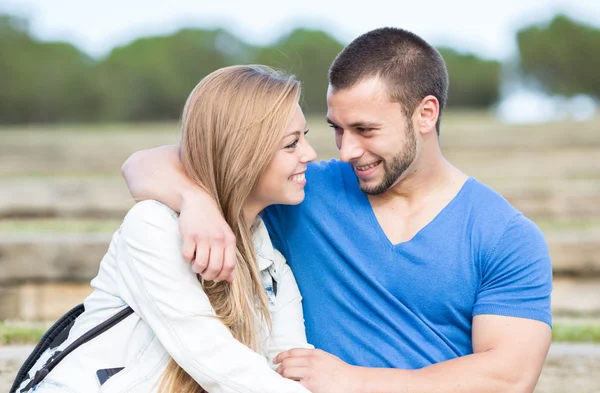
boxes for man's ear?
[415,95,439,135]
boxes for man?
[122,27,552,392]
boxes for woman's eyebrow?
[284,129,304,137]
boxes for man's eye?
[284,139,299,149]
[357,127,373,133]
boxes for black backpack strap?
[10,304,84,393]
[14,305,134,393]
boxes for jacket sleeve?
[266,250,313,367]
[114,200,310,393]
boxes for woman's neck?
[242,201,264,227]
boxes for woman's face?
[248,105,317,212]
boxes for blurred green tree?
[256,29,344,113]
[0,13,518,124]
[438,48,502,108]
[97,29,253,121]
[517,15,600,98]
[0,15,99,123]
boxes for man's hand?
[179,191,237,282]
[122,145,237,282]
[274,349,361,393]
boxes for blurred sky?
[2,0,599,60]
[2,0,599,122]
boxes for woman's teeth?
[290,173,305,181]
[356,161,381,171]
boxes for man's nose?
[338,131,363,163]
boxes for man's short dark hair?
[329,27,448,134]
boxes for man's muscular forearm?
[121,144,205,211]
[353,348,542,393]
[276,316,551,393]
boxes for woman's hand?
[275,349,362,393]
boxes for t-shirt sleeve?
[473,214,553,327]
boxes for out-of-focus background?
[1,0,599,391]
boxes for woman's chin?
[277,190,305,206]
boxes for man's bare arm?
[276,315,551,393]
[121,145,237,282]
[356,315,550,393]
[122,145,195,210]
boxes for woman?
[17,65,317,393]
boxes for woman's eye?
[284,139,299,149]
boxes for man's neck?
[365,154,469,244]
[375,152,459,198]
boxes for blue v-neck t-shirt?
[262,159,552,369]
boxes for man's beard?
[358,122,417,195]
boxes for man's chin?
[358,180,387,196]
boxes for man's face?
[326,77,417,195]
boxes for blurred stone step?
[1,120,599,176]
[2,342,599,393]
[440,118,600,148]
[535,343,600,393]
[0,277,598,321]
[504,187,600,219]
[446,147,600,182]
[552,278,600,317]
[0,230,599,320]
[0,233,113,283]
[0,127,177,177]
[0,231,599,284]
[0,282,93,321]
[2,178,600,220]
[546,231,600,275]
[0,179,133,219]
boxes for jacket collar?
[252,219,275,271]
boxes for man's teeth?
[290,173,305,181]
[356,162,380,171]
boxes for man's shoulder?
[463,178,547,255]
[465,178,521,218]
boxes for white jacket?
[20,200,312,393]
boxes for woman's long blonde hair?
[159,65,301,393]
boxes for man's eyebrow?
[348,121,382,128]
[326,118,382,128]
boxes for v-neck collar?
[358,177,474,249]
